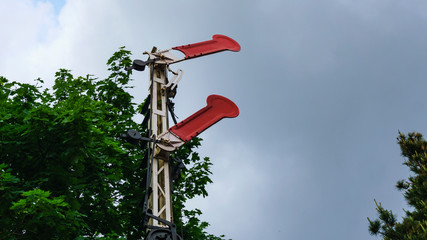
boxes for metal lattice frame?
[148,64,172,226]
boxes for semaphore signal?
[122,34,240,240]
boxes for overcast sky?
[2,0,427,239]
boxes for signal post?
[125,35,241,240]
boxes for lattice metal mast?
[147,63,173,226]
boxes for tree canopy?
[0,48,227,239]
[368,132,427,239]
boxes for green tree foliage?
[368,132,427,239]
[0,48,228,239]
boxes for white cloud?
[0,0,56,83]
[26,0,133,85]
[1,0,151,87]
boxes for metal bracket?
[156,131,185,152]
[164,67,183,96]
[144,49,181,65]
[143,211,182,240]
